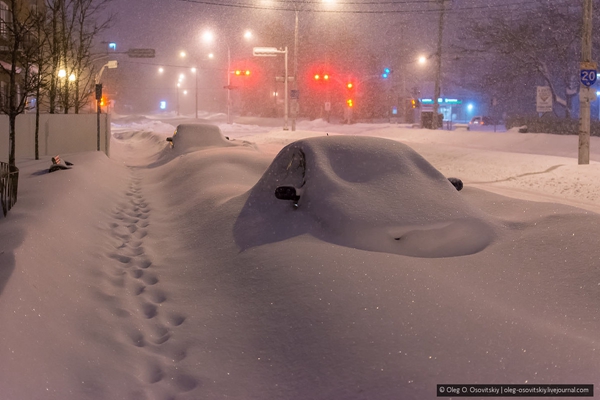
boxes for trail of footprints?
[101,172,198,399]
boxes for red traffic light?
[346,82,353,89]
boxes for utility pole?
[579,0,593,165]
[292,9,299,131]
[227,46,232,124]
[432,0,446,130]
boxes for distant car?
[468,116,494,129]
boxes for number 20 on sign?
[580,62,598,87]
[581,69,597,87]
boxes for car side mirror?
[275,186,301,202]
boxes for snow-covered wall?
[0,113,111,161]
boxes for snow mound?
[234,136,498,257]
[141,123,256,167]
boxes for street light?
[397,55,429,123]
[253,46,289,130]
[202,29,253,124]
[176,82,181,116]
[191,67,198,119]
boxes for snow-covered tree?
[461,1,585,118]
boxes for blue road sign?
[580,69,597,87]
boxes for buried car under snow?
[166,123,236,150]
[233,135,497,258]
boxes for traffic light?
[100,97,106,107]
[234,69,251,76]
[346,81,354,108]
[314,73,330,81]
[410,99,420,109]
[381,68,391,79]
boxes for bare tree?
[43,0,112,114]
[461,1,582,118]
[0,0,45,167]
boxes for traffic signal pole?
[291,10,298,131]
[284,46,289,130]
[253,46,289,130]
[227,46,232,124]
[579,0,593,164]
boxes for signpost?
[253,47,289,130]
[579,0,594,165]
[95,61,118,152]
[127,48,155,58]
[580,61,597,87]
[536,86,553,113]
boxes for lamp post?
[399,55,428,123]
[176,82,181,116]
[292,9,298,131]
[227,45,231,124]
[203,29,253,125]
[179,51,199,119]
[192,67,198,119]
[253,46,289,130]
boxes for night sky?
[97,0,521,113]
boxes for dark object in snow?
[518,125,528,133]
[275,186,303,207]
[48,155,72,173]
[275,186,301,202]
[447,177,463,191]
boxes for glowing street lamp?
[203,29,253,124]
[176,82,181,116]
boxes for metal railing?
[0,161,19,217]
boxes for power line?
[176,0,559,14]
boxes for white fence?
[0,113,111,162]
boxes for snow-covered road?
[1,116,600,399]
